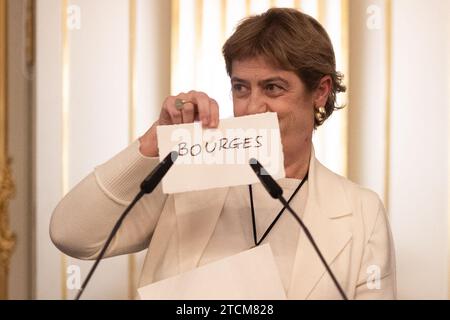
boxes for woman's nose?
[246,92,268,115]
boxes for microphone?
[75,151,178,300]
[141,151,178,193]
[249,159,283,198]
[249,158,348,300]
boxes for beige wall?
[348,0,388,201]
[389,0,449,299]
[349,0,449,299]
[34,0,64,299]
[32,0,171,299]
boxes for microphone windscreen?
[249,158,283,199]
[141,151,178,193]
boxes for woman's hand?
[139,91,220,157]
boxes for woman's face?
[231,56,316,157]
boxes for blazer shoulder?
[321,161,385,223]
[336,174,386,238]
[342,177,383,210]
[318,161,383,209]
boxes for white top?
[50,139,397,299]
[50,139,307,292]
[199,179,308,292]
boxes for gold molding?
[0,164,15,300]
[170,0,179,94]
[294,0,302,11]
[25,0,35,68]
[340,0,349,178]
[245,0,251,16]
[194,0,203,87]
[317,0,325,24]
[220,0,227,42]
[0,0,7,186]
[128,0,137,300]
[384,0,392,211]
[0,0,16,300]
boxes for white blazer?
[51,142,396,300]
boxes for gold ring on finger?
[175,98,192,111]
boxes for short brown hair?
[222,8,346,127]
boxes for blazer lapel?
[173,187,229,273]
[170,147,352,298]
[288,149,352,299]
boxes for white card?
[157,112,285,194]
[138,244,287,300]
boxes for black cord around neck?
[249,171,308,246]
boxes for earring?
[315,106,326,125]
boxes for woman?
[50,8,396,299]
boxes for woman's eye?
[265,84,284,95]
[232,84,248,95]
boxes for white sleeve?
[49,140,168,260]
